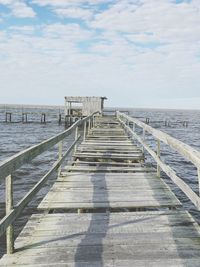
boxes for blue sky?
[0,0,200,109]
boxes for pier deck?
[0,115,200,266]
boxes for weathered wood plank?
[38,171,181,210]
[66,166,154,172]
[1,211,200,266]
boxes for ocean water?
[0,106,200,256]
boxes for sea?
[0,105,200,257]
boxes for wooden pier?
[0,112,200,266]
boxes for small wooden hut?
[64,96,107,125]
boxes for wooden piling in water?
[41,113,46,124]
[22,113,28,123]
[58,114,62,124]
[5,112,12,123]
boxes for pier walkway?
[0,113,200,266]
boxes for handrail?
[116,111,200,211]
[0,112,99,183]
[0,111,99,254]
[117,111,200,168]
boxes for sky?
[0,0,200,109]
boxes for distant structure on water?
[64,96,107,126]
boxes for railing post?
[133,122,135,132]
[88,119,91,134]
[58,141,63,176]
[83,121,87,141]
[157,139,161,178]
[142,129,146,153]
[93,115,95,128]
[6,174,14,254]
[116,111,118,119]
[74,126,78,153]
[90,117,93,129]
[198,168,200,196]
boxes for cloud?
[91,0,200,42]
[0,0,200,107]
[0,0,36,18]
[43,23,92,41]
[31,0,110,20]
[31,0,111,7]
[54,7,93,20]
[9,25,36,34]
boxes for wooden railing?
[116,111,200,211]
[0,112,99,254]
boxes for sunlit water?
[0,106,200,256]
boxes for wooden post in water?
[41,113,46,124]
[5,113,12,123]
[6,175,14,254]
[58,141,63,176]
[58,114,62,125]
[22,113,28,123]
[157,140,161,178]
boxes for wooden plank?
[38,171,181,210]
[1,211,200,266]
[71,161,143,167]
[66,166,154,172]
[74,153,143,160]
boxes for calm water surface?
[0,106,200,256]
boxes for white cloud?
[43,23,92,41]
[9,25,36,35]
[0,0,36,18]
[54,7,92,20]
[0,0,13,4]
[91,0,200,42]
[0,0,200,107]
[32,0,110,7]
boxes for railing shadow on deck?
[73,128,112,266]
[74,172,109,267]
